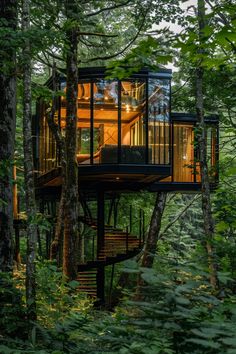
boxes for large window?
[121,79,146,164]
[148,78,170,165]
[39,72,173,174]
[173,124,195,182]
[94,79,118,164]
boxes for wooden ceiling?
[60,108,140,124]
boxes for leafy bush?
[75,259,236,354]
[36,260,93,326]
[0,272,27,338]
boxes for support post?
[97,266,105,305]
[126,226,129,253]
[109,263,115,308]
[92,233,95,261]
[129,204,132,233]
[142,210,145,243]
[118,81,121,164]
[114,199,118,229]
[139,209,142,246]
[14,223,21,268]
[97,190,105,259]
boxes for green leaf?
[221,337,236,347]
[68,280,80,289]
[175,296,191,305]
[186,338,220,349]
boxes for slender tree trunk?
[140,192,167,268]
[0,0,17,273]
[46,66,66,266]
[50,184,65,265]
[22,0,38,321]
[135,192,167,299]
[196,0,218,289]
[63,0,79,280]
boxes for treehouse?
[33,67,219,303]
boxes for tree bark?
[22,0,38,321]
[63,0,79,280]
[196,0,218,289]
[141,192,167,268]
[50,184,65,265]
[0,0,17,273]
[135,192,167,300]
[45,65,67,266]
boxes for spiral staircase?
[77,202,145,302]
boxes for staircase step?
[77,269,97,297]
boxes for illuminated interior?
[37,71,218,186]
[39,76,171,172]
[162,123,218,184]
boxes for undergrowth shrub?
[74,258,236,354]
[36,260,93,326]
[0,272,27,338]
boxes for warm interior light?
[116,177,120,180]
[105,96,108,100]
[126,104,130,112]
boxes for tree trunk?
[22,0,38,321]
[50,184,65,266]
[63,0,79,280]
[196,0,218,289]
[140,192,167,268]
[135,192,167,299]
[0,0,17,273]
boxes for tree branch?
[78,31,118,38]
[44,50,64,62]
[172,77,191,95]
[86,0,133,17]
[79,37,102,48]
[159,195,201,240]
[225,37,236,54]
[83,4,150,63]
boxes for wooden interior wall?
[173,124,194,183]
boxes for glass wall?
[173,123,195,182]
[94,79,118,164]
[38,71,219,185]
[38,73,173,174]
[77,81,91,164]
[207,126,217,182]
[171,123,218,183]
[148,78,170,164]
[121,79,146,164]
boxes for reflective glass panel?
[148,78,170,164]
[121,79,146,164]
[173,123,195,182]
[94,79,118,164]
[76,81,91,164]
[207,126,217,182]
